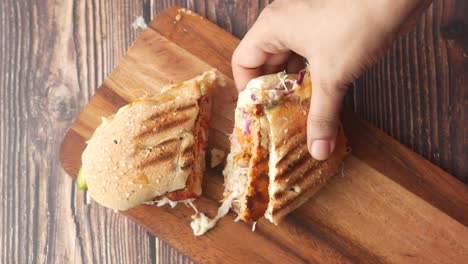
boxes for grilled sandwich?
[223,70,349,224]
[80,70,219,211]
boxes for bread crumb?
[175,13,182,21]
[252,221,257,232]
[210,148,225,168]
[86,191,91,205]
[131,16,147,29]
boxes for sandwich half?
[80,70,218,211]
[223,70,349,224]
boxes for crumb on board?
[178,8,193,15]
[86,191,91,205]
[175,7,200,23]
[210,148,225,168]
[131,16,147,29]
[252,221,257,232]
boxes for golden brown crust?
[265,126,348,224]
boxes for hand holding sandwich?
[232,0,432,160]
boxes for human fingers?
[307,78,348,160]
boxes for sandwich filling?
[223,103,270,221]
[223,71,310,222]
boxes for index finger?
[231,38,269,91]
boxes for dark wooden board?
[59,6,468,264]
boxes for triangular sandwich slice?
[80,70,219,211]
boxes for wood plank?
[59,6,468,263]
[355,0,468,182]
[0,1,191,263]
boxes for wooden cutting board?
[60,6,468,263]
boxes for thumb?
[307,79,347,160]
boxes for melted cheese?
[190,192,237,236]
[143,197,196,210]
[251,221,257,232]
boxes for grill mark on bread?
[275,143,307,173]
[276,157,321,186]
[275,147,316,183]
[153,138,179,149]
[138,137,180,168]
[135,102,198,139]
[274,128,304,149]
[146,102,197,121]
[136,115,194,139]
[272,161,331,212]
[182,145,194,155]
[138,150,178,168]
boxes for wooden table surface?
[0,1,466,263]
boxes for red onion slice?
[297,70,306,85]
[243,117,252,135]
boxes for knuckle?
[308,115,338,131]
[309,115,338,129]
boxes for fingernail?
[311,140,331,161]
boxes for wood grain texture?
[59,6,468,264]
[0,0,192,263]
[1,1,467,264]
[354,0,467,182]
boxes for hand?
[232,0,431,160]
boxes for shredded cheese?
[252,221,257,232]
[183,199,199,214]
[143,197,178,208]
[190,192,237,236]
[277,71,289,90]
[131,16,147,29]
